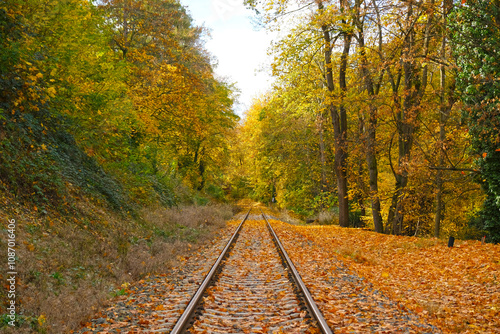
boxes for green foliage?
[52,130,129,209]
[111,288,128,297]
[228,176,253,200]
[193,193,210,206]
[450,0,500,242]
[205,184,225,201]
[459,214,489,241]
[349,210,365,228]
[49,271,65,285]
[0,313,24,328]
[477,152,500,242]
[312,192,338,212]
[0,126,63,207]
[450,1,500,152]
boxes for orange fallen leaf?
[154,304,165,311]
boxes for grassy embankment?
[0,189,237,333]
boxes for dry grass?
[143,204,237,231]
[0,191,237,333]
[317,210,339,225]
[273,207,338,225]
[276,209,303,225]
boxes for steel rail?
[262,212,334,334]
[170,208,251,334]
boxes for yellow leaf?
[47,87,56,98]
[38,314,46,326]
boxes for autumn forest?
[1,0,500,331]
[2,0,500,238]
[234,0,500,242]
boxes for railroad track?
[170,207,332,334]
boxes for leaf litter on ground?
[76,208,499,334]
[270,220,500,334]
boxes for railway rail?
[170,207,332,334]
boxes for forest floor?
[76,205,498,333]
[272,220,500,333]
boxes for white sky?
[180,0,275,116]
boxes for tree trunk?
[119,0,130,59]
[317,0,351,227]
[392,0,434,234]
[357,21,383,233]
[392,1,416,234]
[317,113,328,193]
[434,169,443,237]
[336,29,352,228]
[434,2,446,238]
[435,0,454,237]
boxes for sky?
[180,0,275,116]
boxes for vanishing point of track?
[170,207,333,334]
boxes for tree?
[351,0,385,232]
[316,0,352,227]
[450,0,500,242]
[245,0,355,226]
[100,0,239,194]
